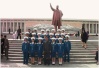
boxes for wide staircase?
[7,39,98,64]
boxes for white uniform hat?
[65,35,70,38]
[32,33,36,35]
[25,32,29,34]
[41,29,45,32]
[24,36,28,39]
[58,37,63,40]
[38,37,43,40]
[33,28,37,31]
[51,29,55,31]
[46,29,50,32]
[49,33,54,35]
[57,29,61,32]
[51,37,56,40]
[31,37,35,40]
[37,33,41,35]
[55,33,59,36]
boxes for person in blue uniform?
[55,33,59,43]
[49,33,54,42]
[57,37,64,65]
[46,29,50,38]
[37,37,43,65]
[51,29,56,37]
[64,35,71,62]
[41,29,45,38]
[61,33,65,43]
[25,32,32,43]
[51,37,57,65]
[29,37,36,65]
[22,37,30,64]
[42,33,46,43]
[33,28,38,38]
[57,29,61,37]
[32,33,38,43]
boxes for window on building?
[97,24,99,33]
[7,22,10,32]
[1,22,2,32]
[18,22,20,27]
[11,22,13,32]
[4,22,6,32]
[90,24,92,33]
[14,22,17,31]
[22,23,24,32]
[87,24,89,31]
[94,24,96,33]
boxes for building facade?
[0,19,99,35]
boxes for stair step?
[5,60,96,64]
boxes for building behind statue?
[0,19,99,35]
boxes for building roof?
[1,18,98,23]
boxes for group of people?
[1,34,9,60]
[22,28,71,65]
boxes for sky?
[0,0,99,20]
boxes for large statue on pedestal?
[50,3,63,32]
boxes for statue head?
[56,5,59,9]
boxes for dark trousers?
[64,51,70,62]
[17,34,21,39]
[44,52,51,65]
[23,52,28,64]
[5,48,8,59]
[1,45,4,55]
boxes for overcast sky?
[0,0,99,20]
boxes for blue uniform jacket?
[22,42,30,52]
[28,37,32,43]
[37,43,43,53]
[29,43,36,53]
[49,39,52,43]
[51,43,57,52]
[64,41,71,52]
[55,39,59,43]
[57,43,64,53]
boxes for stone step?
[6,60,96,64]
[9,42,98,45]
[7,51,95,55]
[8,57,95,61]
[8,49,96,51]
[9,47,97,50]
[8,54,95,58]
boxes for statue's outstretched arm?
[50,3,55,11]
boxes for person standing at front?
[22,37,29,64]
[57,37,64,65]
[37,37,43,65]
[4,35,9,60]
[64,35,71,62]
[29,37,36,65]
[51,37,57,65]
[43,35,51,65]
